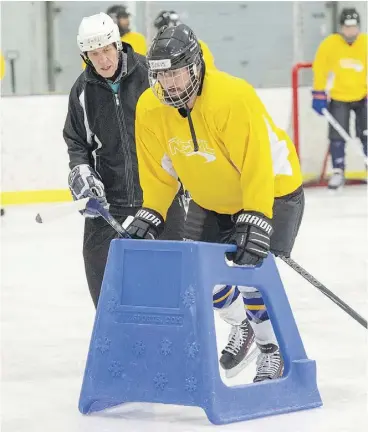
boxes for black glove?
[126,208,165,240]
[68,164,108,218]
[226,211,273,266]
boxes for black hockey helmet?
[147,24,204,108]
[339,8,360,26]
[339,8,360,43]
[153,10,181,30]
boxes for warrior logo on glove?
[135,209,162,227]
[126,208,165,240]
[236,213,273,235]
[227,211,274,266]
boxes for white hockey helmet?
[77,12,122,53]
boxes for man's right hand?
[125,208,165,239]
[68,164,108,218]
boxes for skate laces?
[224,323,248,356]
[255,350,281,379]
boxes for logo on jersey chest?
[168,137,216,162]
[339,58,364,72]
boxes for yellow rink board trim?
[0,170,366,205]
[0,189,72,205]
[303,170,366,182]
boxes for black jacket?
[63,45,149,211]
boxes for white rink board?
[1,95,70,192]
[1,90,365,194]
[1,89,292,193]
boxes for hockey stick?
[279,256,367,329]
[36,197,131,239]
[85,198,131,238]
[322,108,368,165]
[35,197,90,223]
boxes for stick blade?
[34,197,90,224]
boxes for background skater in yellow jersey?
[312,8,367,190]
[106,4,147,55]
[125,24,305,382]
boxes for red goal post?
[291,62,366,187]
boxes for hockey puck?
[35,213,42,223]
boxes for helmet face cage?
[148,53,202,108]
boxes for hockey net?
[291,62,366,187]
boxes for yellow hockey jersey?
[122,31,147,56]
[0,51,5,80]
[313,33,367,102]
[135,69,302,220]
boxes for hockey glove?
[312,91,328,116]
[68,164,108,218]
[226,211,273,266]
[126,208,165,240]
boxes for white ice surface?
[1,187,367,432]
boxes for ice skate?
[220,318,258,378]
[253,343,284,382]
[328,169,345,190]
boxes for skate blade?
[327,185,344,193]
[225,346,259,379]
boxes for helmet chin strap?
[81,53,93,68]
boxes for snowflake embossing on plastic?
[107,297,118,312]
[132,340,146,357]
[185,342,200,359]
[182,288,195,308]
[154,372,168,390]
[95,337,111,354]
[185,377,198,393]
[108,360,124,378]
[160,338,172,356]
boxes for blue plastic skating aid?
[79,240,322,425]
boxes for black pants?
[328,98,367,141]
[83,196,185,308]
[328,99,367,170]
[183,187,305,257]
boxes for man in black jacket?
[63,12,184,308]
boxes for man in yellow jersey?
[106,4,147,55]
[312,8,367,189]
[153,10,216,70]
[126,25,305,382]
[152,10,216,216]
